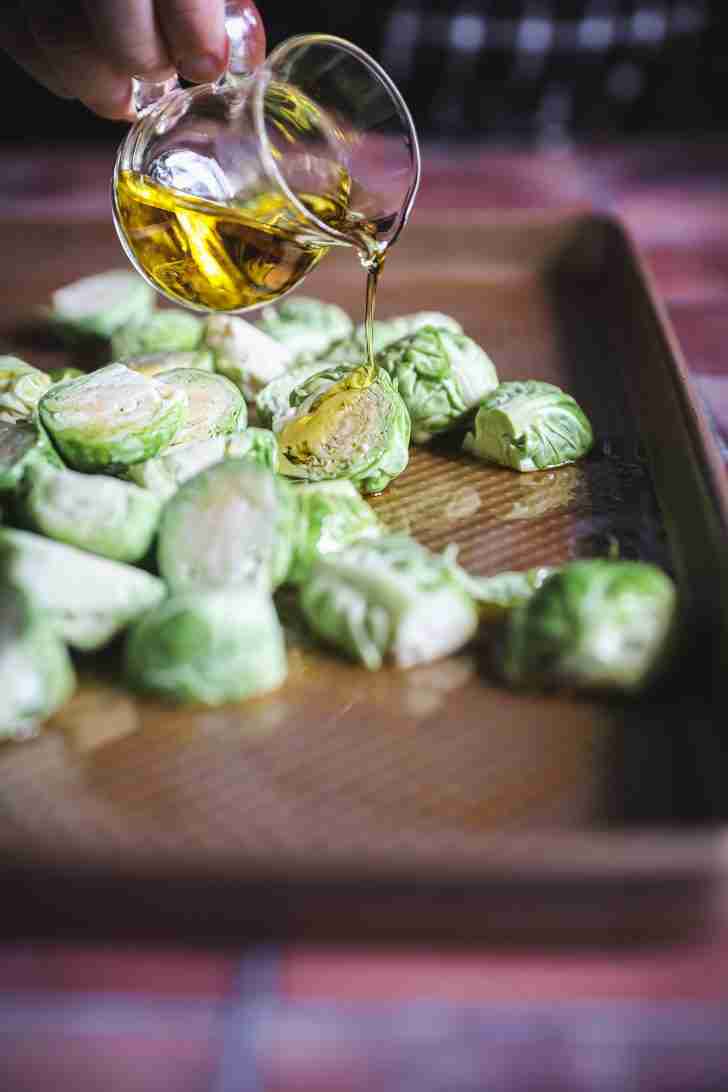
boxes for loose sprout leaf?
[111,309,204,361]
[19,459,162,563]
[0,585,76,741]
[157,368,245,448]
[455,565,556,620]
[0,528,166,650]
[125,586,287,706]
[225,427,279,473]
[203,314,292,400]
[277,364,410,495]
[319,312,464,367]
[0,357,52,424]
[49,270,156,340]
[0,419,63,493]
[299,535,479,670]
[288,479,383,584]
[157,459,297,593]
[38,362,188,472]
[126,436,227,500]
[464,380,593,472]
[499,559,677,693]
[125,349,215,378]
[255,296,354,363]
[378,326,499,443]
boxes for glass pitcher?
[112,0,421,314]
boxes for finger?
[81,0,175,79]
[0,2,73,99]
[26,1,134,119]
[155,0,228,84]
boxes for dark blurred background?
[1,1,726,144]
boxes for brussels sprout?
[300,535,478,669]
[48,367,85,385]
[125,349,216,378]
[277,364,410,495]
[0,528,166,650]
[157,459,297,592]
[255,296,353,362]
[0,420,63,493]
[455,565,555,620]
[289,480,383,584]
[0,357,52,424]
[225,427,279,472]
[38,363,188,472]
[157,368,245,448]
[256,358,340,431]
[126,437,227,500]
[111,309,204,361]
[18,459,162,563]
[377,326,498,443]
[0,585,76,741]
[203,314,292,399]
[464,381,593,472]
[319,312,463,367]
[49,270,156,340]
[125,586,286,706]
[499,559,677,694]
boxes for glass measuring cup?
[112,1,421,313]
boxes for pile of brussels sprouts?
[0,270,677,739]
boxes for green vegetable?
[499,559,677,693]
[48,270,156,340]
[125,437,227,500]
[277,364,410,494]
[125,349,215,378]
[0,357,52,424]
[0,420,63,493]
[48,367,84,385]
[0,585,76,741]
[319,312,463,367]
[0,528,166,650]
[455,565,555,620]
[299,535,479,670]
[464,380,593,472]
[225,427,279,472]
[289,479,382,584]
[38,363,188,472]
[255,296,353,362]
[256,357,340,431]
[377,326,498,443]
[157,459,297,592]
[203,314,292,399]
[111,309,204,360]
[18,459,162,563]
[125,586,286,706]
[157,368,245,448]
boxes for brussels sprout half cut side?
[225,427,279,473]
[288,479,383,585]
[0,357,53,425]
[203,315,292,400]
[0,419,63,493]
[49,270,156,340]
[157,368,245,448]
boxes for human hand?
[1,1,265,121]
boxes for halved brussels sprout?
[225,427,279,472]
[0,419,63,493]
[378,326,498,443]
[289,479,383,584]
[157,459,297,592]
[0,527,166,650]
[0,585,76,741]
[300,535,479,669]
[38,363,188,472]
[319,312,463,367]
[464,381,593,472]
[203,314,292,399]
[455,565,555,620]
[125,349,215,378]
[255,296,353,362]
[277,364,410,495]
[0,357,52,424]
[125,586,286,706]
[19,459,162,563]
[126,436,227,500]
[499,559,677,693]
[48,367,84,385]
[49,270,156,340]
[256,358,340,431]
[157,368,245,448]
[111,309,204,361]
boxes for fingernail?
[177,52,226,84]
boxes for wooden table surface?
[0,139,727,1092]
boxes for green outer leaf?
[0,357,52,424]
[319,312,464,367]
[111,310,204,360]
[204,314,292,400]
[256,358,336,430]
[125,350,215,377]
[499,559,677,693]
[0,419,63,493]
[464,380,593,472]
[19,459,162,563]
[157,368,245,448]
[288,479,382,584]
[455,565,555,620]
[0,585,76,740]
[38,363,188,472]
[157,459,298,593]
[0,527,166,650]
[49,270,156,340]
[255,296,353,362]
[225,427,279,472]
[299,535,479,670]
[125,586,286,706]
